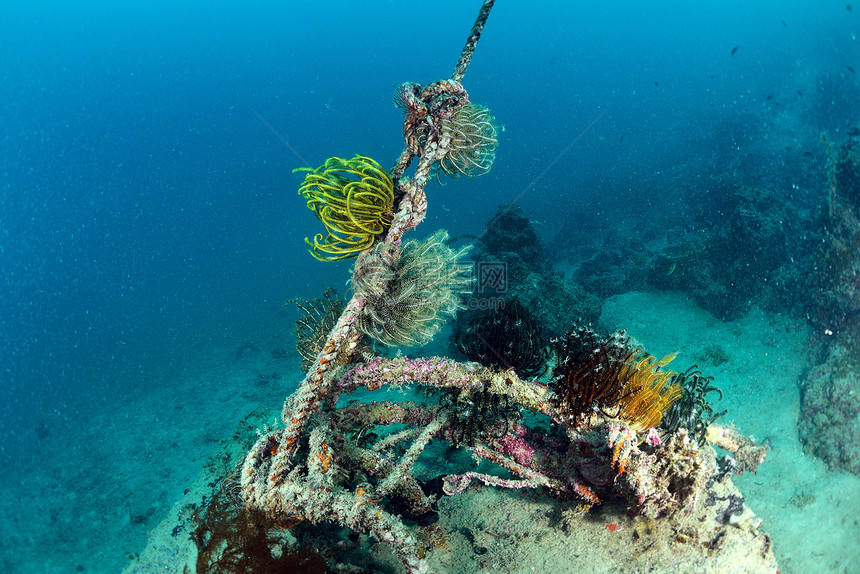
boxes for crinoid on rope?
[549,326,636,430]
[353,230,472,347]
[439,382,521,447]
[549,325,682,432]
[295,155,394,261]
[661,365,726,445]
[232,2,774,572]
[287,287,372,372]
[614,353,683,433]
[454,298,548,378]
[437,103,500,180]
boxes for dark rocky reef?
[649,184,809,320]
[799,337,860,475]
[457,204,601,344]
[799,134,860,476]
[565,180,817,321]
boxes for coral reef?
[439,469,776,574]
[812,133,860,329]
[124,406,774,574]
[799,340,860,475]
[240,336,766,573]
[705,424,769,476]
[834,133,860,211]
[483,204,545,263]
[296,155,394,261]
[640,183,801,321]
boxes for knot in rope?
[395,79,470,159]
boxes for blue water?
[1,1,858,572]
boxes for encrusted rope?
[267,1,495,466]
[452,0,496,83]
[240,4,499,572]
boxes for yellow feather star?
[616,353,683,432]
[294,155,394,262]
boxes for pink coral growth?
[497,433,536,466]
[646,427,662,447]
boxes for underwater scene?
[2,0,860,572]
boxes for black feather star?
[439,383,521,447]
[660,365,726,445]
[455,298,548,378]
[548,325,636,430]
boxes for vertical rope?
[253,0,498,494]
[452,0,497,83]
